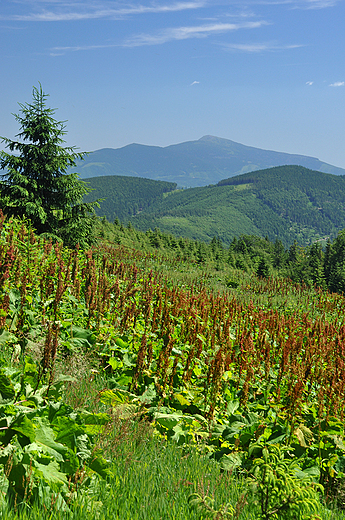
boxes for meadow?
[1,213,345,518]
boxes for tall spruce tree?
[324,231,345,293]
[0,84,98,248]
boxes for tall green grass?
[2,427,345,519]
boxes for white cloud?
[123,20,268,47]
[190,80,200,85]
[232,0,338,7]
[0,1,206,22]
[329,81,344,87]
[301,0,337,8]
[221,41,302,52]
[51,43,117,53]
[306,81,313,85]
[52,19,268,53]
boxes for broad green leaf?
[60,450,79,476]
[123,353,134,367]
[267,434,286,445]
[138,386,157,404]
[108,357,122,370]
[223,421,248,441]
[155,413,182,430]
[220,452,242,472]
[48,402,75,424]
[88,452,113,479]
[330,435,345,450]
[0,370,15,400]
[11,414,35,442]
[32,459,68,490]
[0,471,8,498]
[295,466,320,479]
[80,412,110,425]
[115,338,128,349]
[0,331,18,346]
[193,366,202,377]
[226,399,240,416]
[54,418,85,450]
[75,433,92,462]
[71,326,95,342]
[174,393,191,406]
[99,388,136,406]
[116,374,132,386]
[23,357,38,388]
[335,455,345,474]
[64,337,92,350]
[33,417,68,460]
[0,442,20,466]
[8,463,27,494]
[9,289,21,311]
[171,424,191,445]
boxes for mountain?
[76,135,345,188]
[95,165,345,247]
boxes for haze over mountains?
[77,136,345,188]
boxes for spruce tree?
[0,84,98,248]
[324,231,345,293]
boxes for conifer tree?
[0,84,98,248]
[324,230,345,293]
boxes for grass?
[3,412,345,520]
[58,357,345,520]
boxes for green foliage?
[0,361,111,510]
[84,175,177,222]
[118,165,345,247]
[188,492,235,518]
[96,208,345,295]
[324,231,345,293]
[2,216,345,518]
[247,444,323,519]
[0,84,98,248]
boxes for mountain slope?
[75,136,345,187]
[83,175,177,222]
[118,165,345,246]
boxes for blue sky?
[1,0,345,169]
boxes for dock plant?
[0,214,345,516]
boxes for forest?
[85,165,345,247]
[83,175,177,222]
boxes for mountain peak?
[198,135,238,147]
[199,135,222,142]
[75,136,345,186]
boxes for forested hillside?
[114,165,345,246]
[83,175,177,222]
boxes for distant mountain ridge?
[76,135,345,187]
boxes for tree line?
[100,218,345,295]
